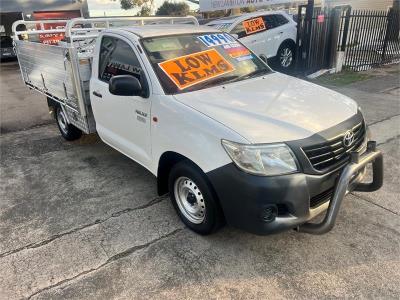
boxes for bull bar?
[296,140,383,234]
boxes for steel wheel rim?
[280,48,293,67]
[173,176,206,224]
[57,108,68,135]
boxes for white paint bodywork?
[89,27,359,176]
[206,11,297,59]
[173,73,358,144]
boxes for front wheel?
[55,106,82,141]
[168,161,224,235]
[276,42,295,70]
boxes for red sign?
[317,14,325,23]
[33,10,81,45]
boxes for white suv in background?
[206,11,297,70]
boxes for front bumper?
[207,141,383,235]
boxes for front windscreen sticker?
[158,48,235,90]
[224,44,251,59]
[197,33,236,47]
[243,17,266,35]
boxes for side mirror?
[109,75,142,96]
[259,55,267,63]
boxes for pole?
[302,0,314,74]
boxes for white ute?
[12,17,383,235]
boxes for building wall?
[0,0,82,14]
[0,13,23,36]
[323,0,393,10]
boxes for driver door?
[90,34,152,167]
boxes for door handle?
[92,91,102,98]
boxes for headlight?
[221,140,299,176]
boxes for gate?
[338,7,400,71]
[295,4,341,75]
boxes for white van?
[12,17,383,236]
[206,11,297,70]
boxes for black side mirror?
[259,55,267,63]
[109,75,142,96]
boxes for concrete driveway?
[0,61,399,299]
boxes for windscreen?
[141,33,271,94]
[207,23,232,31]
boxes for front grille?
[302,122,366,171]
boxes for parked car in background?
[206,11,297,70]
[0,36,16,61]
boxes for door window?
[262,14,289,29]
[275,14,290,26]
[99,36,143,83]
[231,16,267,38]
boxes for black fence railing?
[338,8,400,71]
[295,5,341,75]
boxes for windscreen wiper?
[192,75,238,90]
[227,69,269,84]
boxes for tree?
[114,0,153,10]
[155,1,190,16]
[136,5,152,16]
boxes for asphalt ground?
[1,60,399,299]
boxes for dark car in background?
[0,36,16,61]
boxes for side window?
[231,17,267,38]
[275,14,290,26]
[99,36,142,83]
[262,15,279,30]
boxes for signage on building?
[199,0,303,12]
[33,10,81,45]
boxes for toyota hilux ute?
[12,17,383,235]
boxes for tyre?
[275,42,295,70]
[55,106,82,141]
[168,160,224,235]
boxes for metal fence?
[338,7,400,71]
[295,5,341,75]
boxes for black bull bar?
[297,141,383,235]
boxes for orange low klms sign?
[243,17,266,35]
[158,49,235,90]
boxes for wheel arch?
[156,151,203,196]
[279,38,296,50]
[46,97,60,118]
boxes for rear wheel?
[55,106,82,141]
[275,42,295,70]
[168,161,224,235]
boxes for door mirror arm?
[259,55,268,63]
[139,70,150,98]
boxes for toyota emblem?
[343,130,355,147]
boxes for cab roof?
[118,25,216,38]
